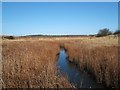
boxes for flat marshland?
[2,35,119,88]
[2,40,74,88]
[64,36,119,88]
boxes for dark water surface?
[57,49,105,88]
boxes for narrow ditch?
[56,48,106,88]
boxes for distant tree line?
[96,28,120,37]
[2,28,120,39]
[2,35,15,39]
[22,34,89,38]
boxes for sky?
[0,2,2,35]
[2,2,118,36]
[2,0,120,2]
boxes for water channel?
[57,49,106,88]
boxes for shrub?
[96,28,112,37]
[2,36,15,39]
[114,30,120,35]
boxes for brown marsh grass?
[2,40,74,88]
[64,36,119,88]
[2,36,119,88]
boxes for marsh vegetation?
[2,35,119,88]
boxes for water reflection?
[57,49,105,88]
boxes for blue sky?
[2,2,118,36]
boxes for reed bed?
[2,40,74,88]
[64,37,119,88]
[2,36,119,88]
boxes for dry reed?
[2,40,74,88]
[64,37,119,88]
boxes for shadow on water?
[57,49,106,88]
